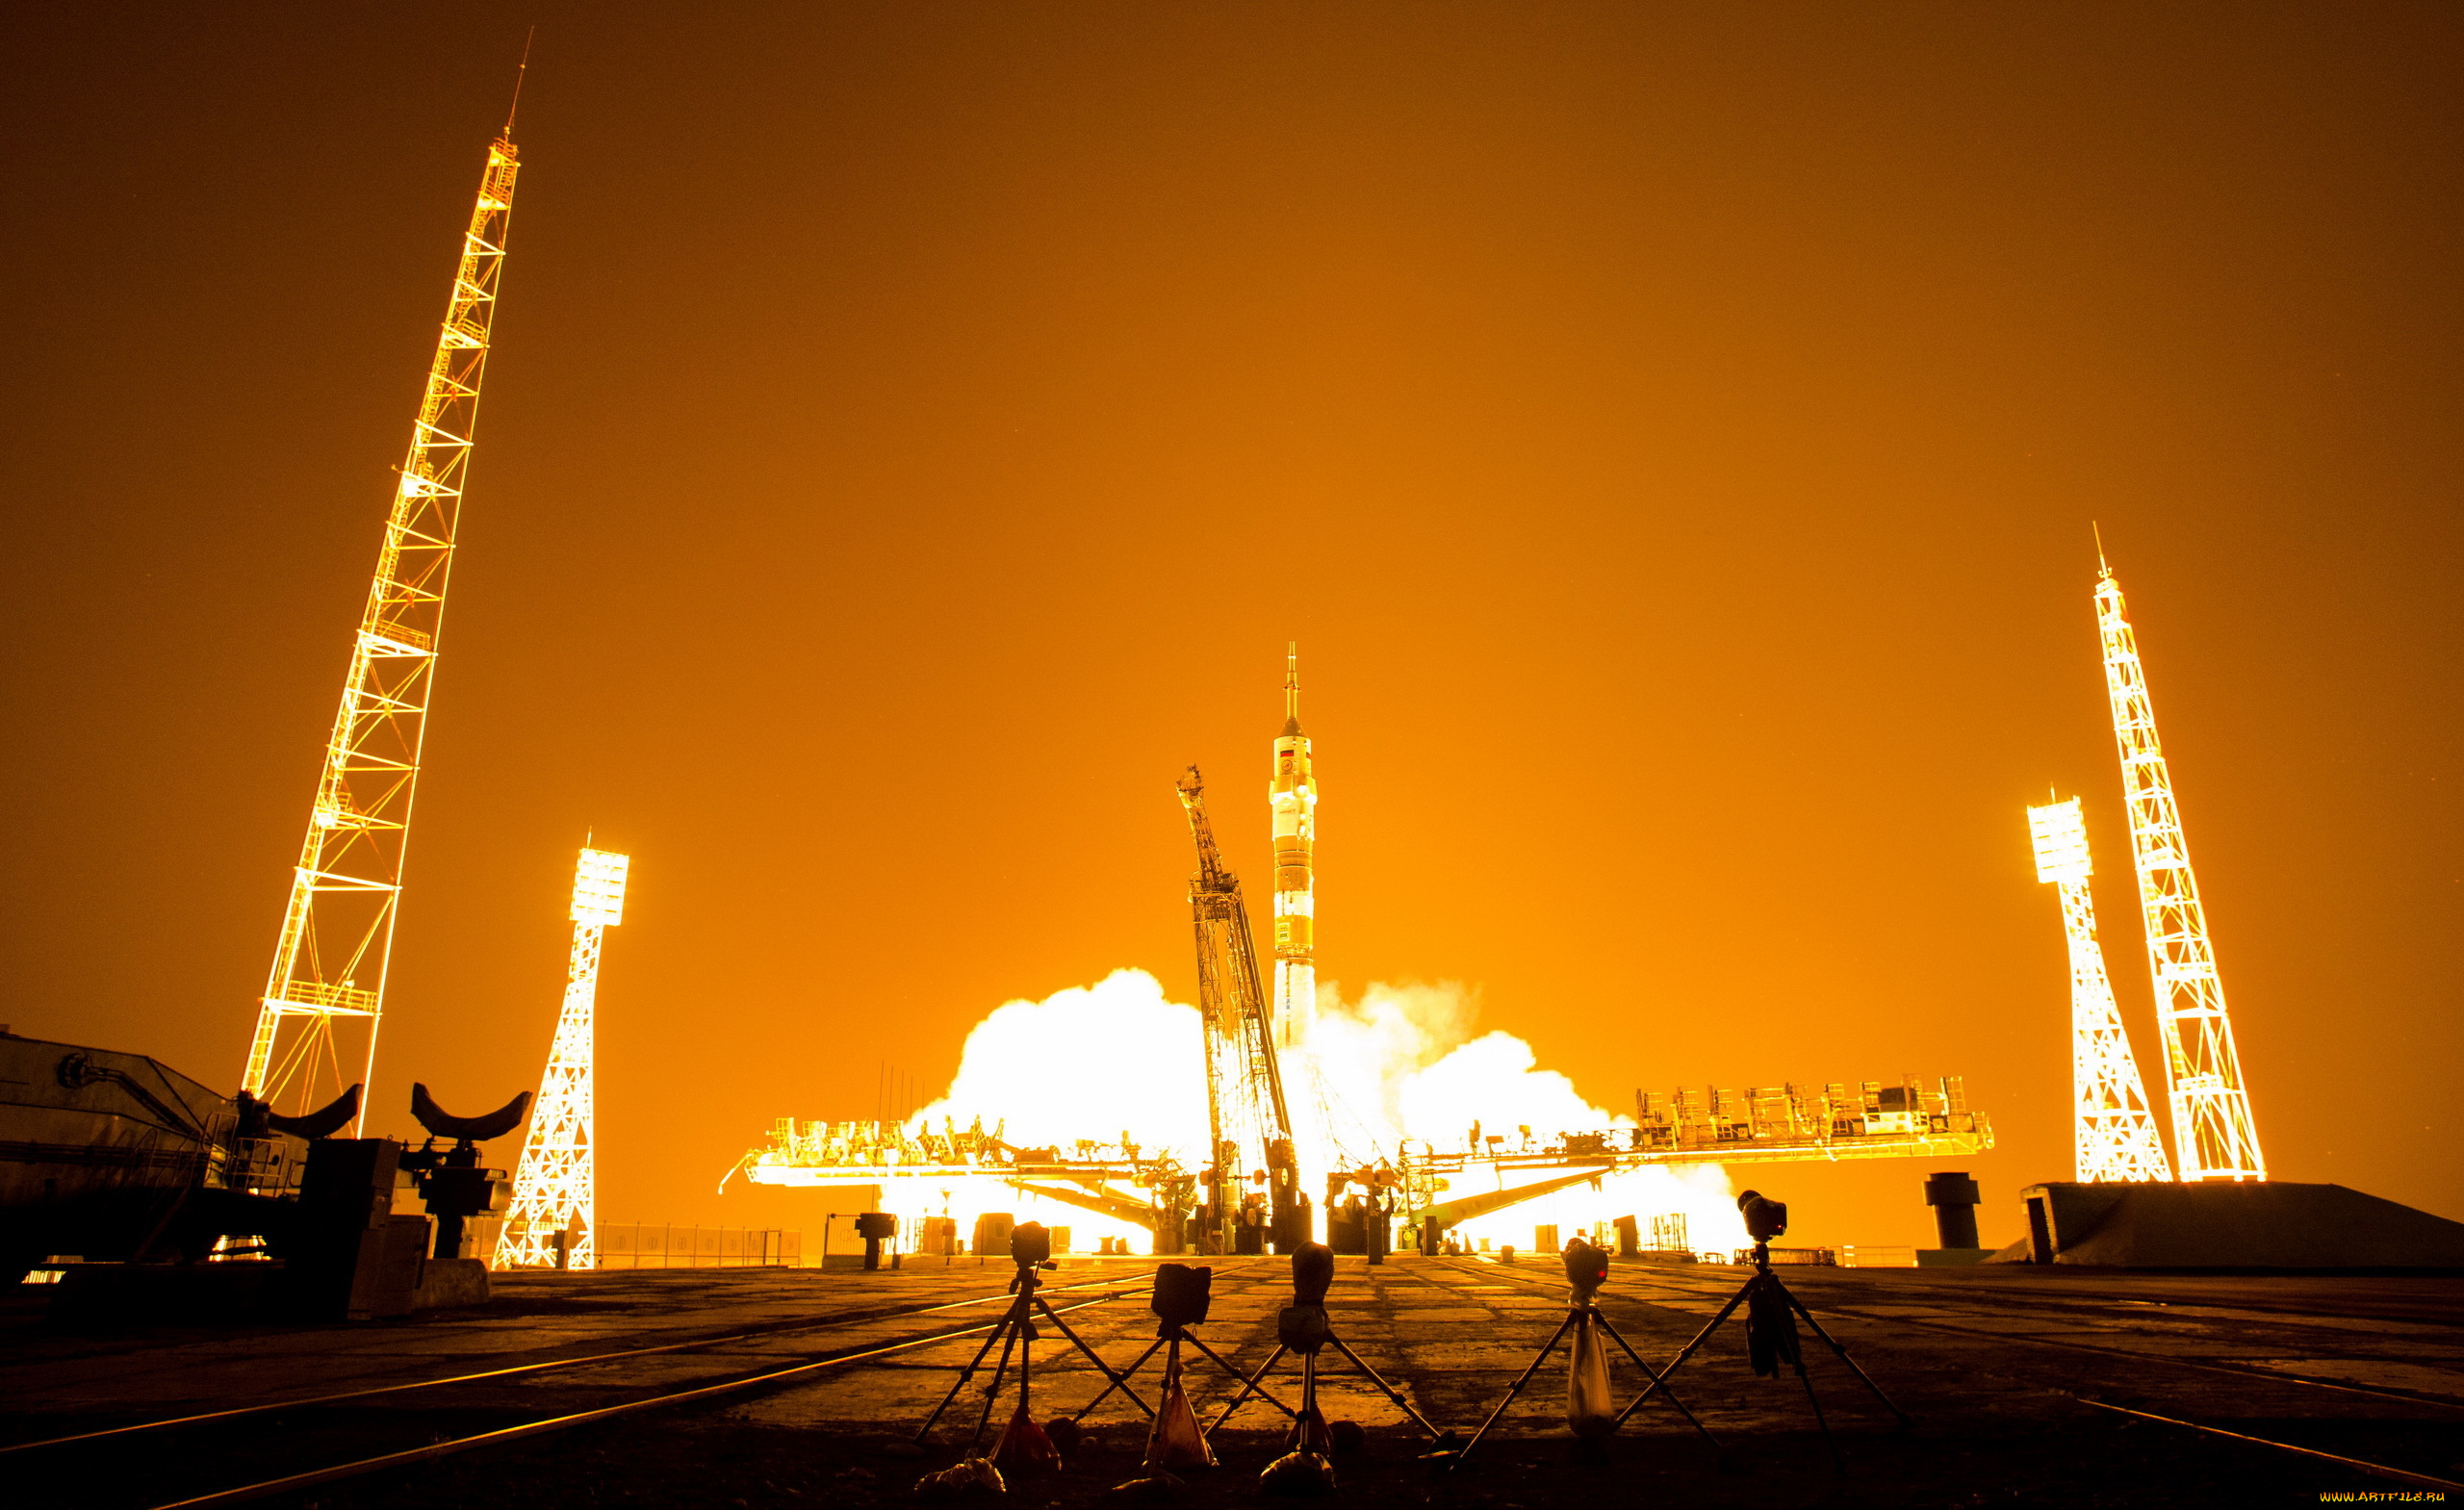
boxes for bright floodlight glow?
[2027,799,2092,884]
[571,848,629,926]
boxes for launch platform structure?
[496,847,630,1270]
[1269,645,1318,1051]
[241,130,522,1117]
[2096,558,2266,1181]
[2026,797,2173,1183]
[1177,765,1304,1253]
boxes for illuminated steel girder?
[497,848,629,1270]
[1177,765,1298,1252]
[2095,563,2267,1181]
[2027,797,2174,1183]
[241,134,521,1113]
[1269,645,1318,1051]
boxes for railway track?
[1429,1255,2464,1491]
[1437,1254,2464,1402]
[11,1261,1282,1510]
[14,1254,2455,1505]
[0,1266,1154,1457]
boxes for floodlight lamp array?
[2027,799,2092,885]
[571,848,629,927]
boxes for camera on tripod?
[1010,1220,1057,1270]
[1150,1262,1212,1333]
[1737,1190,1788,1243]
[1562,1239,1608,1292]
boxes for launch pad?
[8,1255,2458,1507]
[739,1072,1992,1252]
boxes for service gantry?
[241,130,523,1116]
[497,847,630,1269]
[1177,765,1304,1253]
[2096,557,2267,1181]
[2027,796,2173,1183]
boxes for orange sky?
[6,5,2459,1248]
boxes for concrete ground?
[5,1254,2460,1509]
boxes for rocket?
[1269,644,1317,1049]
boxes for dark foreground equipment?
[1449,1239,1715,1470]
[1067,1261,1299,1469]
[1615,1191,1909,1476]
[1212,1243,1452,1455]
[915,1222,1156,1472]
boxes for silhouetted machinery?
[856,1211,899,1269]
[1177,768,1310,1254]
[278,1082,526,1319]
[1,1029,528,1323]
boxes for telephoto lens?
[1736,1190,1789,1242]
[1562,1238,1608,1303]
[1291,1241,1334,1306]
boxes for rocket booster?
[1270,644,1317,1049]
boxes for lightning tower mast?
[1269,645,1318,1050]
[497,847,629,1269]
[242,130,522,1113]
[2026,797,2173,1183]
[1177,766,1302,1253]
[2095,557,2267,1180]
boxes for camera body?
[1010,1220,1053,1267]
[854,1212,898,1241]
[1151,1262,1213,1333]
[1563,1239,1608,1293]
[1737,1190,1788,1243]
[1291,1242,1334,1307]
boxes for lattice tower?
[1177,765,1299,1251]
[1269,644,1318,1050]
[497,848,629,1269]
[2026,797,2174,1183]
[2095,562,2267,1180]
[242,133,522,1114]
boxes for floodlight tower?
[241,131,523,1114]
[1268,644,1318,1050]
[498,847,630,1269]
[2095,559,2267,1181]
[2026,798,2174,1183]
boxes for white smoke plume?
[889,969,1749,1256]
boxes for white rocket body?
[1270,650,1317,1050]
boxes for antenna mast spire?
[2095,564,2266,1180]
[241,132,524,1117]
[504,27,534,139]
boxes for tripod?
[1070,1314,1296,1428]
[914,1261,1155,1455]
[1207,1306,1450,1445]
[1614,1241,1909,1475]
[1448,1281,1717,1469]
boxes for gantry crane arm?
[1177,767,1294,1133]
[1177,765,1300,1251]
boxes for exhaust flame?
[879,969,1750,1258]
